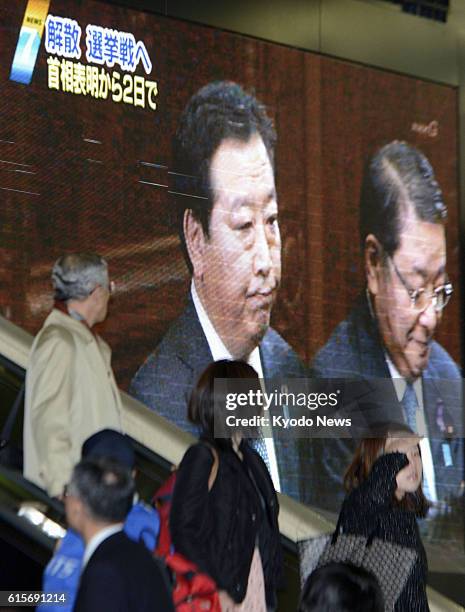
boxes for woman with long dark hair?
[169,359,282,611]
[338,423,429,611]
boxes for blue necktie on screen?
[402,382,418,433]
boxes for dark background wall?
[101,0,464,86]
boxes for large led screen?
[1,0,463,569]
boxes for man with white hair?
[23,253,123,498]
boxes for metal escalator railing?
[0,313,463,611]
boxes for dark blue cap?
[81,429,135,469]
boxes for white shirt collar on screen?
[191,280,263,377]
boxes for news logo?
[10,0,50,85]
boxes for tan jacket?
[23,309,123,497]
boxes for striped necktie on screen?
[401,382,418,433]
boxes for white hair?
[52,253,108,301]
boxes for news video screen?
[1,0,462,563]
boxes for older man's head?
[361,142,452,381]
[65,458,134,537]
[172,81,280,359]
[52,253,112,326]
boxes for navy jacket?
[74,531,173,612]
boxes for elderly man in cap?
[23,253,123,498]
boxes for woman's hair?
[343,422,429,516]
[298,562,384,612]
[188,359,261,447]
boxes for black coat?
[338,453,429,612]
[74,531,174,612]
[170,440,282,607]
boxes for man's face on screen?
[370,207,446,381]
[192,134,281,359]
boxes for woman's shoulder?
[174,442,219,495]
[181,441,217,465]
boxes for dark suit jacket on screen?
[130,297,308,500]
[74,531,173,612]
[302,296,464,513]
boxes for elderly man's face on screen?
[187,133,281,359]
[368,205,447,381]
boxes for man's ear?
[91,285,104,299]
[184,209,207,279]
[365,234,383,296]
